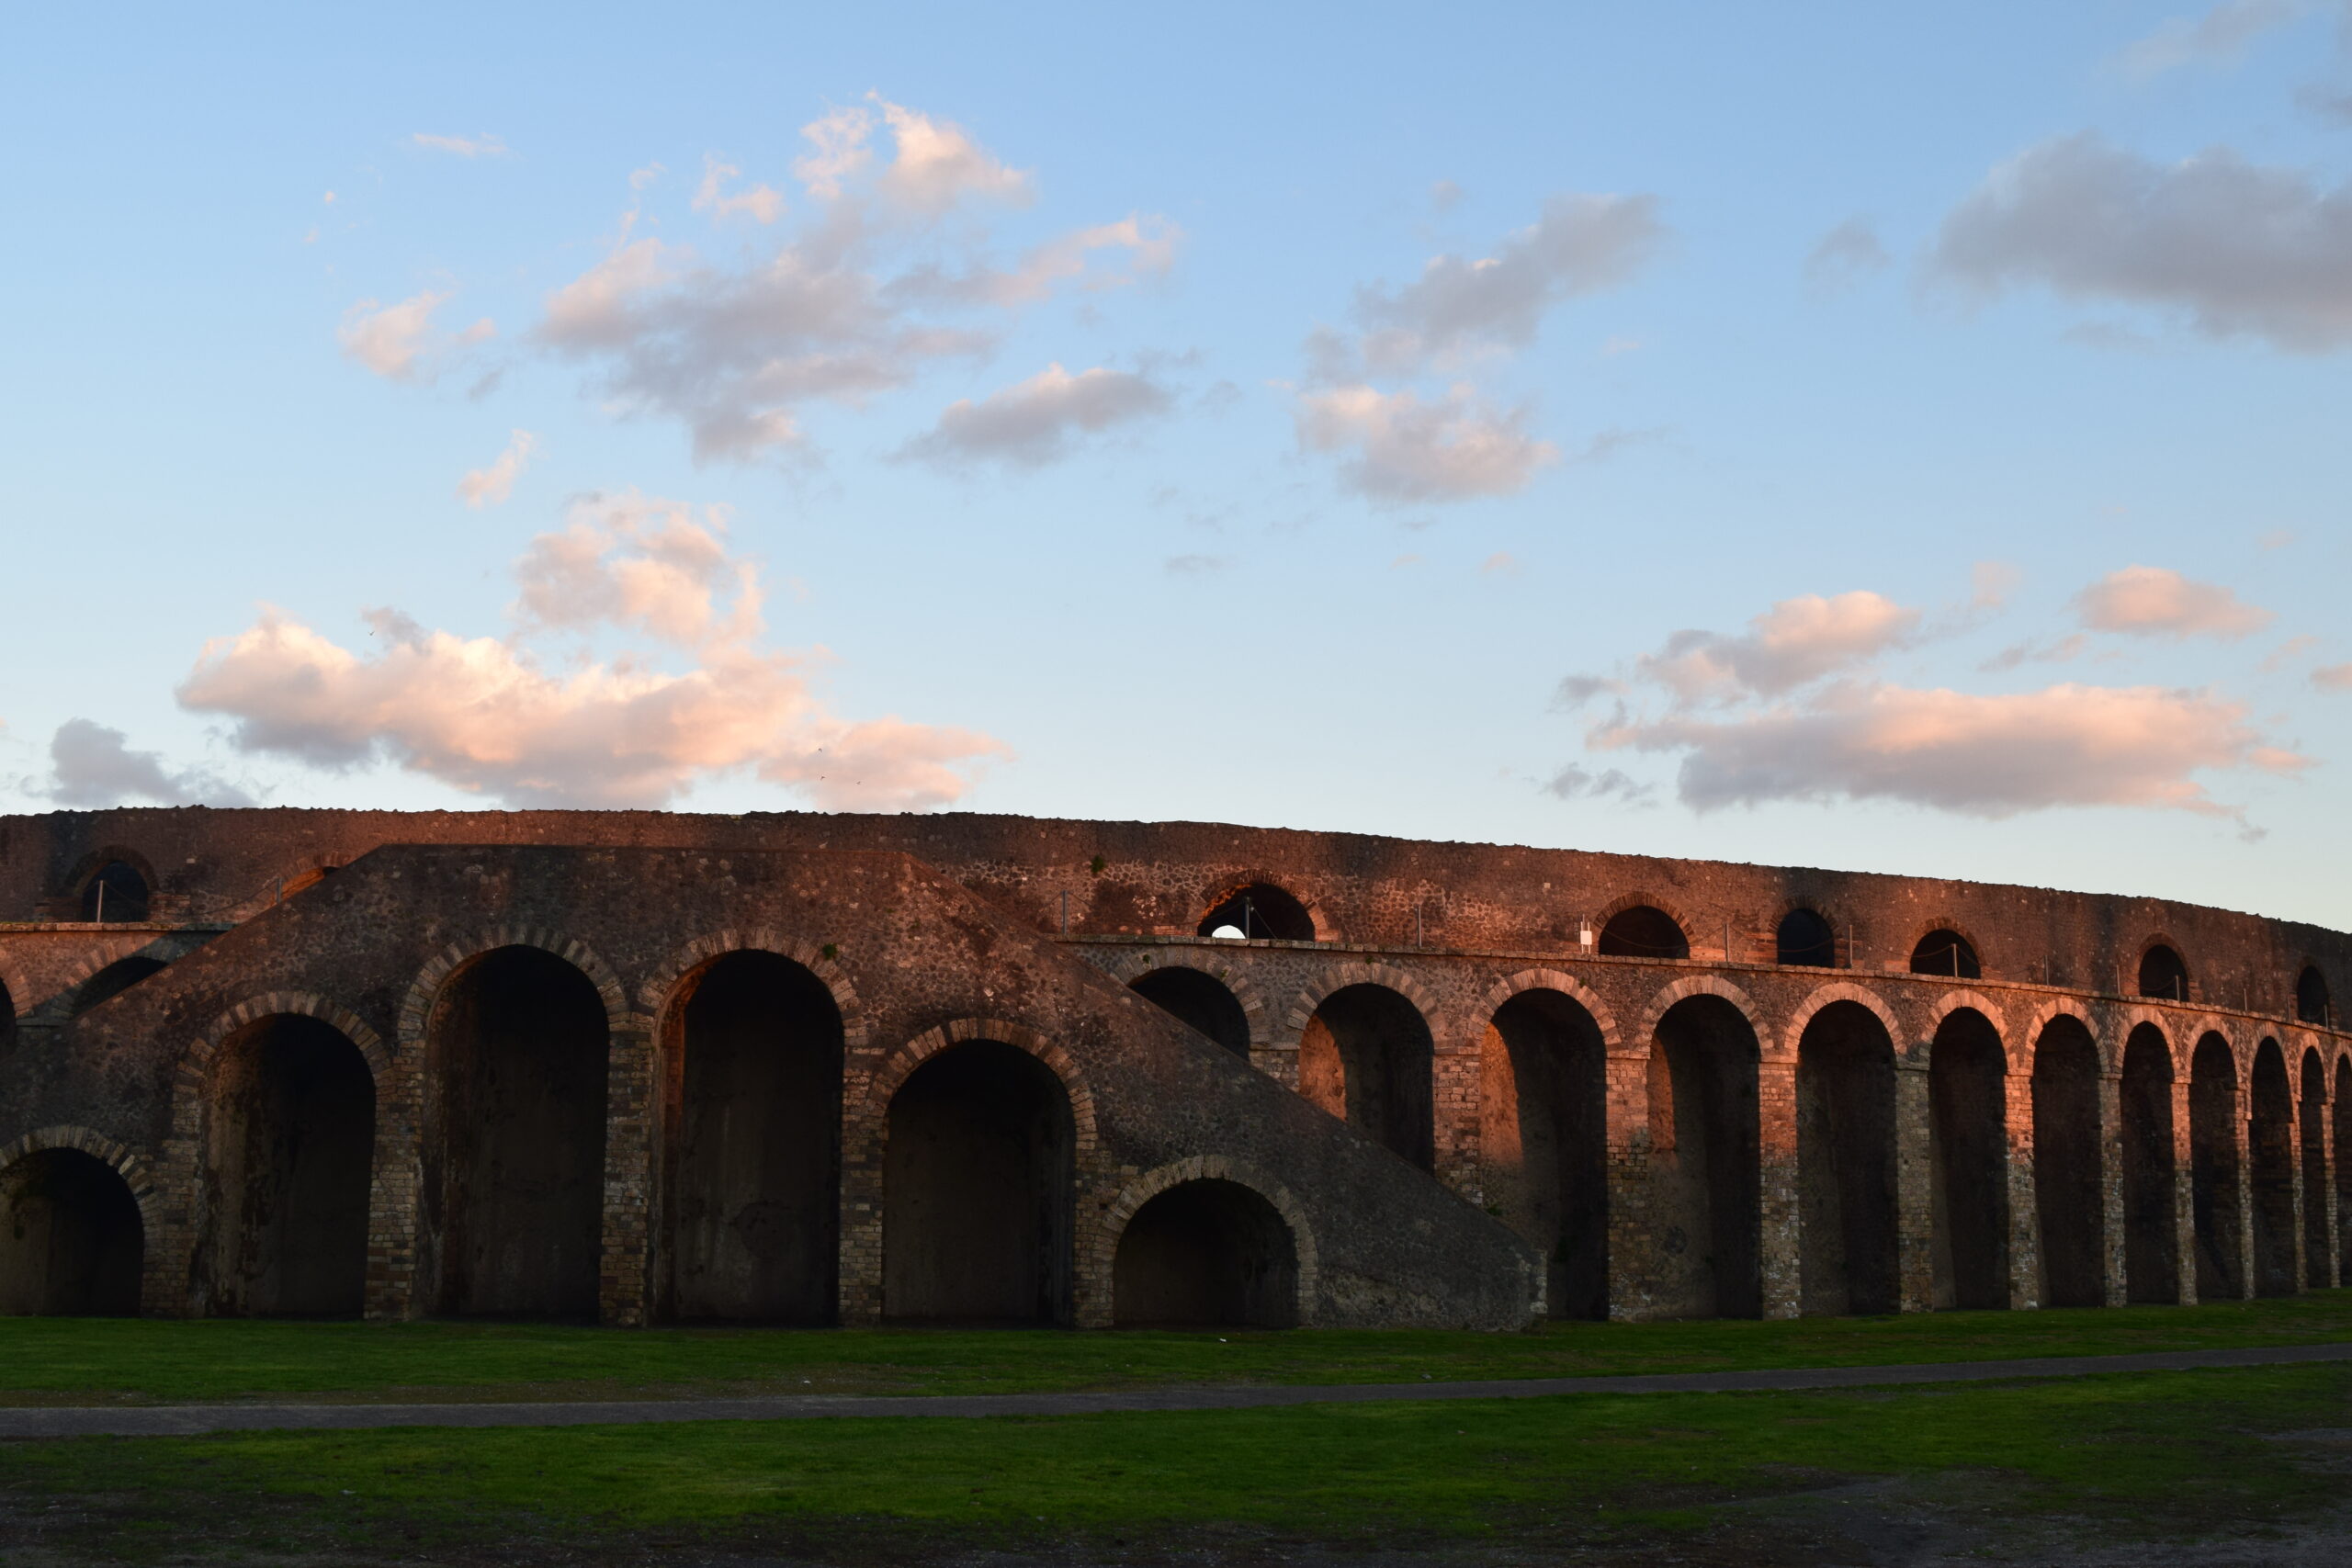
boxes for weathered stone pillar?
[364,1051,425,1321]
[597,1014,658,1326]
[2098,1068,2127,1308]
[2289,1074,2312,1293]
[1430,1036,1482,1203]
[1758,1056,1800,1319]
[2233,1094,2258,1299]
[1603,1046,1652,1321]
[1893,1056,1934,1313]
[2324,1072,2344,1290]
[2007,1067,2041,1309]
[838,1055,887,1326]
[2169,1074,2199,1306]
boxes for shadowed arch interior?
[0,1149,142,1315]
[2120,1025,2179,1305]
[664,951,843,1325]
[1130,968,1250,1056]
[884,1040,1075,1325]
[72,956,167,1018]
[1113,1179,1298,1327]
[2299,1049,2331,1289]
[429,945,610,1318]
[1928,1008,2008,1310]
[2189,1033,2245,1302]
[1600,906,1688,960]
[1912,931,1980,979]
[2336,1057,2352,1282]
[80,861,150,923]
[2298,967,2332,1027]
[1649,994,1761,1319]
[196,1013,375,1316]
[2249,1040,2297,1297]
[1481,988,1609,1319]
[1795,1000,1897,1315]
[2031,1016,2105,1308]
[2137,945,2189,1001]
[1777,909,1838,968]
[1297,983,1435,1171]
[1198,885,1314,942]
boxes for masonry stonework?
[0,807,2344,1328]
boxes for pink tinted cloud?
[2074,564,2272,639]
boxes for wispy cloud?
[692,153,784,224]
[338,291,495,382]
[2113,0,2305,76]
[413,131,510,157]
[457,430,538,508]
[896,363,1173,468]
[177,491,1009,809]
[37,719,254,807]
[1804,218,1890,293]
[2073,565,2273,638]
[1294,385,1557,502]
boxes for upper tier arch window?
[80,862,149,923]
[2297,965,2331,1027]
[1598,905,1689,960]
[1776,908,1838,968]
[1198,884,1315,942]
[2138,943,2190,1001]
[1911,929,1981,980]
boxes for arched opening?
[2119,1025,2178,1305]
[1481,989,1609,1320]
[1911,930,1981,980]
[2249,1040,2298,1297]
[664,952,843,1325]
[1130,968,1251,1056]
[281,864,342,900]
[2298,966,2332,1027]
[1297,984,1435,1171]
[2031,1016,2104,1308]
[430,945,609,1318]
[0,1149,143,1315]
[80,861,150,923]
[1795,1000,1897,1315]
[0,978,15,1057]
[1928,1008,2008,1310]
[1113,1179,1297,1327]
[2189,1033,2245,1302]
[71,956,167,1018]
[884,1040,1074,1325]
[1776,909,1838,969]
[2137,944,2188,1002]
[2335,1058,2352,1282]
[1599,906,1688,960]
[1197,885,1314,942]
[2300,1049,2331,1289]
[197,1014,375,1316]
[1648,995,1761,1319]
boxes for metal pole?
[1059,889,1068,935]
[94,881,104,923]
[1415,904,1422,948]
[1242,897,1253,940]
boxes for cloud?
[1981,633,2087,672]
[1625,591,1923,705]
[1294,385,1557,502]
[1589,680,2304,819]
[1344,193,1665,373]
[457,430,537,507]
[530,98,1171,463]
[413,131,510,157]
[1930,132,2352,351]
[1430,179,1464,212]
[1972,559,2023,610]
[1163,554,1228,576]
[40,719,255,807]
[338,291,495,382]
[2114,0,2304,76]
[1479,551,1521,575]
[1804,218,1891,292]
[692,154,784,224]
[1542,763,1653,803]
[897,363,1172,468]
[176,491,1008,810]
[2315,662,2352,691]
[2073,564,2273,638]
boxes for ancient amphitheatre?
[0,805,2345,1332]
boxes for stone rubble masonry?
[0,807,2346,1325]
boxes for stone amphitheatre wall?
[0,807,2345,1327]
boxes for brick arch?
[1594,891,1698,953]
[1903,915,1989,976]
[1097,950,1272,1047]
[1762,897,1848,967]
[1781,980,1903,1061]
[2109,1005,2185,1078]
[2128,931,2195,1003]
[2022,997,2109,1074]
[1193,874,1340,943]
[179,993,390,1096]
[396,926,640,1054]
[862,1018,1101,1151]
[1477,968,1622,1052]
[1925,989,2017,1071]
[1632,975,1765,1058]
[39,938,175,1023]
[637,928,869,1052]
[0,949,32,1024]
[61,844,162,909]
[1279,962,1448,1049]
[0,1124,160,1234]
[1097,1155,1320,1326]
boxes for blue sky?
[5,1,2350,930]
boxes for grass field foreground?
[2,1291,2350,1405]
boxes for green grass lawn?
[9,1364,2351,1561]
[0,1290,2347,1405]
